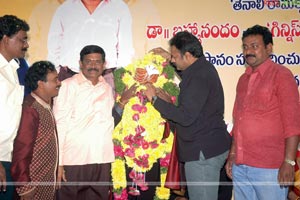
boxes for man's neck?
[81,0,102,14]
[0,46,13,62]
[33,90,51,105]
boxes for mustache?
[22,48,28,52]
[87,68,100,72]
[245,54,255,58]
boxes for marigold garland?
[111,53,179,200]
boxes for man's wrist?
[117,99,126,107]
[285,158,296,166]
[114,102,124,116]
[151,96,157,105]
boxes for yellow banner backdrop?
[1,0,300,122]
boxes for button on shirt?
[53,73,115,165]
[232,59,300,168]
[0,54,24,161]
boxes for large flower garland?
[112,53,180,200]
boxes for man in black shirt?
[144,31,231,200]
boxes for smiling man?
[11,61,61,200]
[0,15,29,200]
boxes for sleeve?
[230,90,239,137]
[112,103,122,126]
[277,68,300,138]
[53,81,74,165]
[47,6,64,69]
[168,120,176,133]
[0,79,23,157]
[154,73,210,127]
[11,105,39,195]
[116,3,134,67]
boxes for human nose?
[57,79,61,86]
[170,56,175,64]
[23,40,29,48]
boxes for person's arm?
[56,166,66,189]
[144,72,209,127]
[53,82,74,185]
[113,103,123,126]
[113,84,137,126]
[225,97,238,179]
[47,6,64,68]
[225,137,236,179]
[11,105,38,196]
[0,162,6,192]
[278,136,299,185]
[116,2,134,67]
[149,47,171,63]
[277,69,300,185]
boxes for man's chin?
[18,52,26,58]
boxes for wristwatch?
[285,158,296,166]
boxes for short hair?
[25,61,56,91]
[242,25,273,46]
[80,45,105,62]
[169,31,203,58]
[0,15,29,40]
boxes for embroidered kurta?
[11,93,58,199]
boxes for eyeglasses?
[82,59,103,66]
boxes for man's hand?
[143,83,156,102]
[278,161,295,186]
[156,88,172,103]
[56,166,67,189]
[118,84,138,109]
[0,162,6,192]
[149,47,171,63]
[225,154,235,179]
[20,188,36,200]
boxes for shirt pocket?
[250,85,274,111]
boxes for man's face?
[42,70,61,98]
[242,34,272,69]
[80,53,105,82]
[170,46,189,71]
[7,30,29,59]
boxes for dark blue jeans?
[232,164,288,200]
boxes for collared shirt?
[47,0,134,71]
[0,54,24,162]
[232,58,300,168]
[53,72,115,165]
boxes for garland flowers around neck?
[111,53,180,200]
